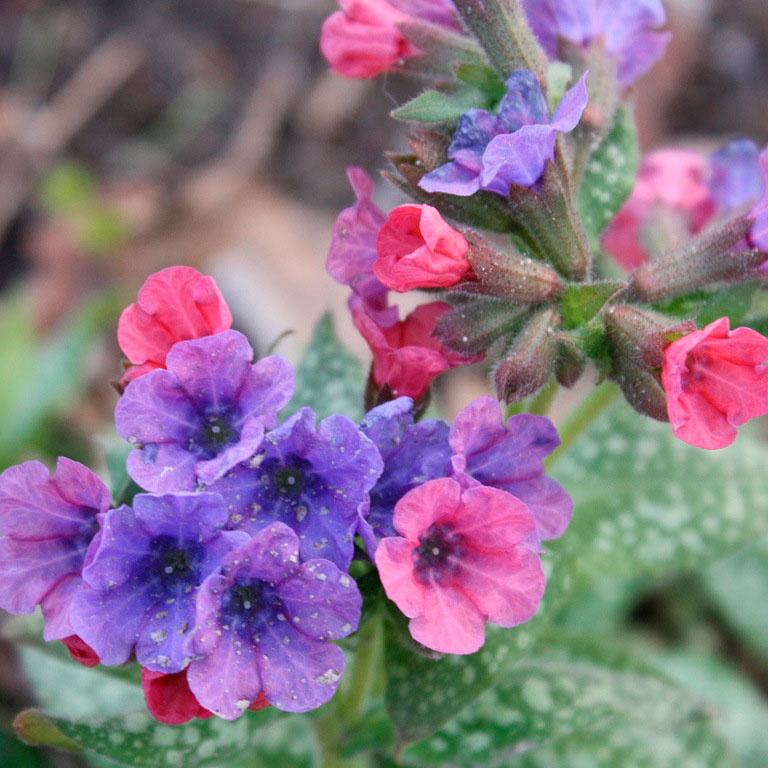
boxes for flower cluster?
[0,265,571,727]
[321,0,768,453]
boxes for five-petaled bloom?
[521,0,671,87]
[376,478,545,654]
[662,318,768,450]
[353,301,479,399]
[0,458,109,640]
[209,407,383,569]
[375,204,472,291]
[185,523,361,718]
[70,492,248,672]
[419,70,588,196]
[116,330,293,492]
[118,266,232,386]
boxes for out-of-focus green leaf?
[578,106,639,251]
[105,439,143,506]
[0,731,47,768]
[284,312,364,422]
[552,403,768,579]
[696,281,759,327]
[650,647,768,768]
[509,720,732,768]
[547,61,573,111]
[0,290,120,464]
[14,707,290,768]
[405,635,715,767]
[38,161,95,213]
[702,536,768,666]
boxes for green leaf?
[0,291,120,465]
[696,281,759,327]
[650,647,768,768]
[552,402,768,579]
[702,536,768,666]
[38,161,95,214]
[405,636,716,767]
[105,440,144,507]
[385,547,574,751]
[578,106,639,251]
[510,720,732,768]
[14,708,292,768]
[547,61,573,111]
[283,312,364,422]
[560,282,625,330]
[455,63,506,100]
[392,88,488,124]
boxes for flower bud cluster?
[321,0,768,451]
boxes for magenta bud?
[630,215,765,303]
[493,308,558,403]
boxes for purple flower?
[208,408,383,569]
[0,459,109,640]
[419,70,589,196]
[326,167,397,327]
[749,146,768,252]
[709,138,764,213]
[115,330,293,493]
[185,522,361,718]
[449,396,572,541]
[389,0,458,29]
[69,492,247,671]
[357,398,451,552]
[522,0,671,87]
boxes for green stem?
[528,378,559,416]
[546,382,619,468]
[336,613,383,726]
[312,716,358,768]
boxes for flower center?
[188,408,241,458]
[220,578,283,636]
[136,535,204,590]
[413,523,464,583]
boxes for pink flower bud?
[353,301,480,399]
[117,266,232,388]
[374,204,472,291]
[320,0,418,79]
[662,318,768,450]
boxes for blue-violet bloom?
[185,522,361,718]
[0,458,109,640]
[709,138,764,213]
[419,69,588,196]
[116,330,293,492]
[69,492,247,671]
[358,397,451,552]
[209,407,383,569]
[522,0,671,87]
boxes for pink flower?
[375,478,545,654]
[141,668,270,726]
[602,150,716,271]
[61,635,99,668]
[353,301,479,399]
[117,266,232,386]
[320,0,418,79]
[374,204,472,291]
[662,317,768,450]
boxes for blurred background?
[0,0,767,766]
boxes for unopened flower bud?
[604,304,695,369]
[613,356,669,422]
[554,338,586,389]
[493,308,559,403]
[461,229,564,303]
[630,215,765,303]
